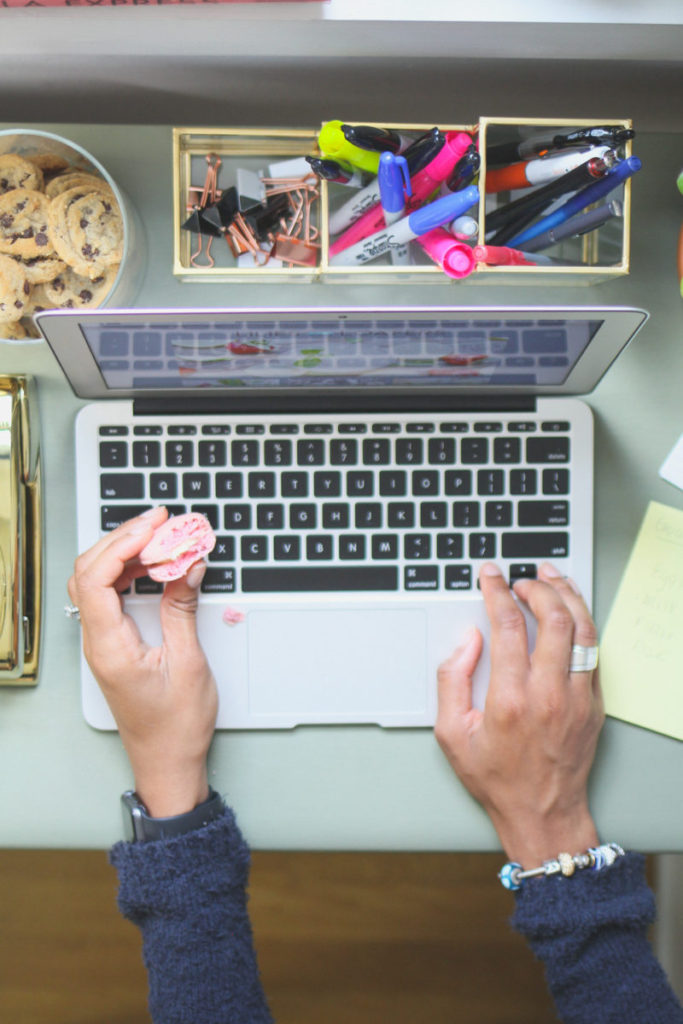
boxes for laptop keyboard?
[98,415,572,595]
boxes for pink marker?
[418,228,475,279]
[473,244,537,267]
[329,131,473,257]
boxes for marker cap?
[424,132,476,182]
[418,228,475,280]
[318,120,381,175]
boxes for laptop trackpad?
[247,608,428,722]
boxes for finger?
[478,563,529,691]
[436,626,483,718]
[159,560,207,663]
[536,563,599,648]
[511,576,575,679]
[73,519,166,635]
[73,506,167,577]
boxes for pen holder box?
[173,127,322,283]
[476,116,633,284]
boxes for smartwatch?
[121,787,226,843]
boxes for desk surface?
[1,124,682,851]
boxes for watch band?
[121,787,225,843]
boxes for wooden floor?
[0,849,560,1023]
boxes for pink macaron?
[139,512,216,582]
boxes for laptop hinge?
[133,394,537,416]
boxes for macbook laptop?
[36,305,648,730]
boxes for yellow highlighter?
[318,120,381,175]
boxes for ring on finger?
[569,643,599,672]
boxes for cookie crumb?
[222,606,245,626]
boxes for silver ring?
[64,604,81,622]
[569,644,599,672]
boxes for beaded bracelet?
[498,842,626,891]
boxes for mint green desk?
[1,125,682,850]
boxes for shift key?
[502,532,569,558]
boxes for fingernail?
[540,561,562,578]
[566,576,582,595]
[480,562,502,577]
[142,506,162,518]
[186,561,207,589]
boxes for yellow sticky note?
[600,501,683,740]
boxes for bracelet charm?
[498,842,625,891]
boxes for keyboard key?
[100,473,144,500]
[347,471,374,497]
[510,469,537,495]
[322,503,349,529]
[493,437,521,464]
[445,565,472,590]
[372,422,401,433]
[542,469,570,495]
[190,504,219,529]
[232,440,259,466]
[99,441,128,468]
[202,568,236,593]
[290,503,317,529]
[150,473,178,500]
[387,502,414,528]
[406,422,435,434]
[166,441,193,467]
[405,565,439,590]
[281,472,308,497]
[372,534,398,559]
[509,563,537,584]
[168,425,196,436]
[330,439,358,465]
[363,438,390,465]
[337,423,367,434]
[444,470,472,496]
[236,424,265,435]
[485,501,513,527]
[428,438,455,464]
[542,421,570,432]
[101,504,151,530]
[270,424,298,435]
[527,437,570,463]
[379,470,407,496]
[248,472,276,498]
[135,577,163,595]
[405,534,431,559]
[469,533,496,559]
[477,470,505,496]
[257,504,284,529]
[264,440,292,466]
[396,438,423,465]
[355,503,382,528]
[242,536,268,561]
[474,421,503,433]
[339,535,365,559]
[518,500,569,526]
[133,441,161,467]
[198,440,227,467]
[436,533,464,559]
[216,472,243,498]
[209,535,235,562]
[201,424,231,436]
[420,502,448,528]
[274,536,300,560]
[502,532,569,558]
[314,471,342,497]
[452,502,480,528]
[100,425,128,437]
[461,438,488,463]
[241,566,398,592]
[183,473,211,499]
[508,421,536,432]
[307,536,334,560]
[224,505,252,530]
[304,423,333,434]
[412,470,439,496]
[297,439,325,465]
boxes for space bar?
[242,567,399,592]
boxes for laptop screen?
[35,306,649,400]
[79,313,602,392]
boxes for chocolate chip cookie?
[0,189,53,259]
[0,252,31,323]
[44,264,117,309]
[0,153,44,195]
[49,185,123,279]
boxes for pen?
[445,145,481,192]
[485,146,611,193]
[377,152,412,265]
[520,200,623,253]
[326,130,444,237]
[329,131,474,256]
[486,153,618,246]
[318,120,381,175]
[508,155,642,248]
[330,185,479,267]
[305,156,364,188]
[341,124,412,155]
[486,125,635,166]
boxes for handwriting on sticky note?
[600,501,683,741]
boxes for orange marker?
[485,146,610,193]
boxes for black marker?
[340,123,412,155]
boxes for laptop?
[36,304,648,730]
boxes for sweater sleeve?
[109,805,273,1024]
[511,852,683,1024]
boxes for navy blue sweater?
[111,809,683,1023]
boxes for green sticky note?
[600,501,683,740]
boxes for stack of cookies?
[0,151,123,340]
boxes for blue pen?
[378,152,412,265]
[509,156,641,248]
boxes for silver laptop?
[36,305,648,730]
